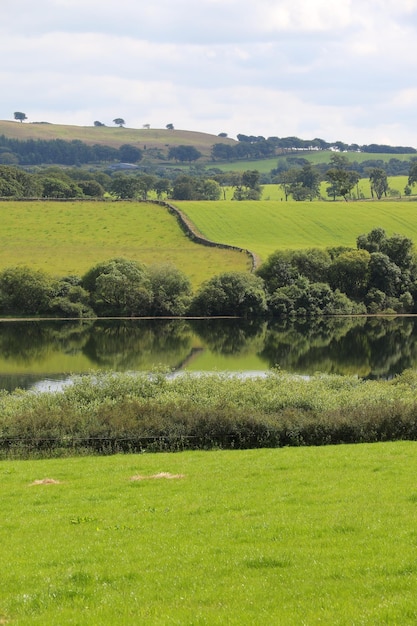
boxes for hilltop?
[0,120,235,158]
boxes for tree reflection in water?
[1,316,417,391]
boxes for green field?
[0,120,234,158]
[177,199,417,262]
[1,442,417,624]
[209,152,415,173]
[0,201,249,286]
[2,198,417,281]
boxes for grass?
[209,151,416,173]
[0,120,234,157]
[0,201,249,286]
[1,442,417,624]
[177,198,417,261]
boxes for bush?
[0,266,53,315]
[190,272,268,318]
[82,258,152,316]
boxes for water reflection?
[0,316,417,391]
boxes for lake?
[0,316,416,391]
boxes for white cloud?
[1,0,417,145]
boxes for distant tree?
[211,143,234,161]
[148,263,192,316]
[0,165,42,197]
[0,266,52,314]
[217,132,228,137]
[143,124,150,130]
[357,228,414,270]
[328,249,371,298]
[166,123,174,130]
[110,174,139,199]
[82,258,152,316]
[168,145,202,163]
[408,161,417,188]
[326,154,359,200]
[279,168,299,201]
[154,178,171,199]
[40,176,83,198]
[94,120,105,127]
[190,272,268,318]
[113,118,125,127]
[172,175,195,200]
[200,179,221,200]
[49,275,94,318]
[281,164,320,201]
[118,144,143,163]
[233,170,262,200]
[136,174,156,200]
[77,180,105,197]
[256,250,299,293]
[369,168,389,199]
[14,112,27,123]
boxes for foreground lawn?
[0,201,249,287]
[1,442,417,625]
[178,199,417,261]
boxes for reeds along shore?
[2,369,417,458]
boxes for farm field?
[0,120,234,156]
[1,442,417,625]
[0,201,249,286]
[209,152,415,173]
[177,199,417,262]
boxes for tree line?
[211,135,416,162]
[1,229,417,319]
[0,165,264,201]
[272,154,417,201]
[1,156,417,202]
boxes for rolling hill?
[0,120,235,157]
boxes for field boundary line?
[150,200,261,271]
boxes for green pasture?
[0,201,249,286]
[1,442,417,624]
[210,151,415,173]
[177,198,417,262]
[0,120,233,156]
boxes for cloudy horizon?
[2,0,417,147]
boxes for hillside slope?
[0,120,235,157]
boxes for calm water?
[0,316,416,391]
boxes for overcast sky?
[2,0,417,146]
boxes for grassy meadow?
[209,151,415,173]
[0,201,249,287]
[1,442,417,624]
[0,120,234,156]
[177,198,417,262]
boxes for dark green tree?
[113,118,125,127]
[0,266,53,314]
[167,145,202,162]
[148,264,192,316]
[118,144,143,164]
[233,170,262,200]
[110,175,139,199]
[77,180,105,197]
[82,258,152,316]
[408,161,417,188]
[328,249,371,298]
[14,112,27,122]
[190,272,267,318]
[326,154,360,200]
[369,168,389,199]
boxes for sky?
[2,0,417,146]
